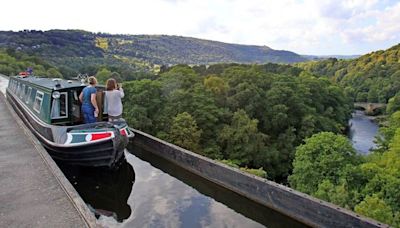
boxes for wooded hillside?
[297,44,400,103]
[0,30,306,78]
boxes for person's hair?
[106,78,117,91]
[88,76,97,85]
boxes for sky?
[1,0,400,55]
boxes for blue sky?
[1,0,399,55]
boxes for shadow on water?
[127,143,308,228]
[57,158,135,222]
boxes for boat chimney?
[52,78,62,89]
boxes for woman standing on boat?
[79,76,99,123]
[105,78,124,122]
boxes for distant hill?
[297,43,400,103]
[100,33,307,64]
[0,29,307,76]
[302,54,360,60]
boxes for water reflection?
[123,147,266,228]
[57,157,134,222]
[348,110,379,154]
[58,146,307,227]
[125,144,308,228]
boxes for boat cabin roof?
[12,76,84,91]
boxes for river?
[348,110,379,154]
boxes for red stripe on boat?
[90,132,112,141]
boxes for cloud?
[0,0,399,55]
[340,2,400,43]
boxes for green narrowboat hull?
[6,77,134,168]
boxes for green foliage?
[239,167,268,178]
[46,67,62,78]
[218,109,267,166]
[387,92,400,115]
[0,30,307,80]
[289,132,358,194]
[165,112,202,152]
[96,68,112,84]
[123,79,163,134]
[376,111,400,152]
[290,116,400,226]
[0,49,62,77]
[297,44,400,103]
[122,63,352,181]
[204,75,228,97]
[314,180,354,209]
[355,195,395,226]
[217,160,267,178]
[218,159,240,168]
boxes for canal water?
[348,110,379,154]
[58,144,307,228]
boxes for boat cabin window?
[51,92,68,119]
[26,87,32,104]
[72,90,81,121]
[33,91,44,114]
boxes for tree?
[376,111,400,151]
[218,110,267,166]
[289,132,358,194]
[96,68,112,84]
[110,71,122,83]
[203,75,229,106]
[159,65,200,95]
[123,79,163,134]
[160,84,224,143]
[314,180,353,209]
[355,195,394,225]
[166,112,202,152]
[387,93,400,115]
[46,67,63,78]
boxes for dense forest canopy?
[296,44,400,103]
[122,63,353,180]
[0,48,62,77]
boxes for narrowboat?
[6,75,134,168]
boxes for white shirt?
[105,88,124,116]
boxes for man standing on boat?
[79,76,99,123]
